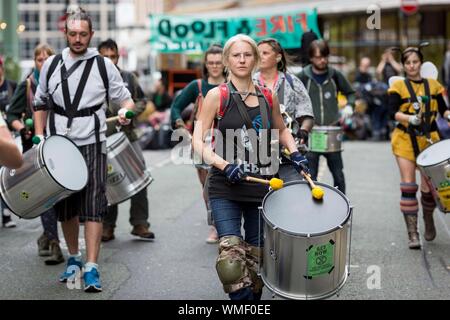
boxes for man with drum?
[98,39,155,242]
[298,40,356,194]
[33,7,135,292]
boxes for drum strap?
[230,83,272,169]
[403,79,432,159]
[50,57,102,151]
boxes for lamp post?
[0,0,19,61]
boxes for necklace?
[235,80,254,101]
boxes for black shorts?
[55,142,107,223]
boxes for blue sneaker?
[83,267,102,293]
[59,257,84,283]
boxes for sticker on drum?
[306,240,335,278]
[310,131,328,153]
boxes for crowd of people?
[0,6,449,300]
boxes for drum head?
[417,139,450,167]
[262,181,350,236]
[107,132,126,148]
[42,135,88,191]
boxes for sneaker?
[37,233,51,257]
[101,226,115,242]
[44,240,65,265]
[205,226,219,244]
[131,225,155,241]
[83,268,102,293]
[59,257,84,283]
[2,212,16,228]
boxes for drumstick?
[245,176,284,190]
[301,171,324,200]
[106,110,135,123]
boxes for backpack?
[217,82,273,121]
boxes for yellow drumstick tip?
[312,186,324,200]
[269,178,284,190]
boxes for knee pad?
[400,183,418,215]
[216,236,251,292]
[246,245,264,293]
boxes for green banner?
[149,9,320,53]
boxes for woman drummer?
[192,34,309,300]
[388,45,450,249]
[253,38,314,181]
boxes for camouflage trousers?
[216,235,264,294]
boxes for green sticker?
[307,242,335,277]
[310,131,328,152]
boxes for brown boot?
[102,226,115,242]
[404,215,421,249]
[423,212,436,241]
[37,233,50,257]
[44,240,65,265]
[131,225,155,240]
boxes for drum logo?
[305,240,335,278]
[107,172,125,185]
[20,191,30,200]
[9,169,15,177]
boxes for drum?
[0,135,88,219]
[308,126,343,153]
[416,139,450,213]
[260,181,353,300]
[106,132,153,206]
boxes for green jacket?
[298,65,355,126]
[106,69,146,142]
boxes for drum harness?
[42,54,109,153]
[398,79,434,158]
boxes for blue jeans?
[306,151,346,194]
[210,198,264,300]
[209,198,263,247]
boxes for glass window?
[20,11,40,32]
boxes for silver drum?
[261,181,353,300]
[0,135,88,219]
[106,132,153,206]
[309,126,343,153]
[416,139,450,213]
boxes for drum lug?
[270,249,277,260]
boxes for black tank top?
[208,87,272,203]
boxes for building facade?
[17,0,116,60]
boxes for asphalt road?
[1,141,449,300]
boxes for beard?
[67,40,90,55]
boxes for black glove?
[296,129,309,144]
[290,151,310,175]
[223,164,246,184]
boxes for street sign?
[400,0,419,15]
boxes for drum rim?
[261,180,352,237]
[416,140,450,167]
[106,131,127,149]
[41,135,88,191]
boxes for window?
[20,11,40,32]
[19,38,39,60]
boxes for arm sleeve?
[336,71,356,107]
[170,80,198,122]
[437,93,448,117]
[105,58,132,104]
[388,92,402,119]
[291,73,314,119]
[6,80,27,128]
[130,74,147,116]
